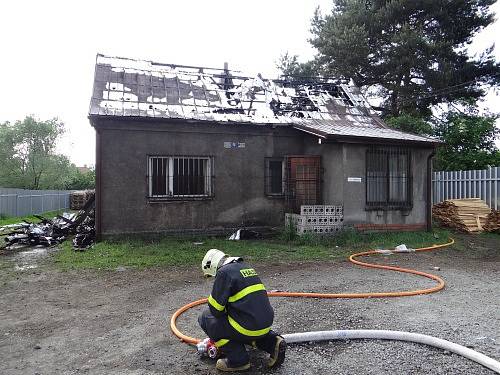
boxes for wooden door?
[286,156,321,213]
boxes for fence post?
[454,170,457,199]
[433,172,441,203]
[495,167,498,210]
[473,170,476,198]
[458,170,461,199]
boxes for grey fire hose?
[283,330,500,373]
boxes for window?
[366,147,412,209]
[148,156,213,199]
[265,158,285,196]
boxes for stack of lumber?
[432,198,491,233]
[70,190,94,210]
[484,210,500,233]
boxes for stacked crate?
[285,205,344,235]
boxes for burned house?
[88,54,439,238]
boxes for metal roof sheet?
[89,54,438,144]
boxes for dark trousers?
[198,308,278,367]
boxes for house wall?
[304,137,433,229]
[93,118,433,235]
[94,119,303,235]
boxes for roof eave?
[291,123,440,147]
[324,134,441,147]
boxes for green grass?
[0,210,68,226]
[53,227,453,271]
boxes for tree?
[66,168,95,190]
[385,113,433,135]
[306,0,499,117]
[276,52,319,78]
[0,122,22,187]
[0,116,68,189]
[434,112,500,170]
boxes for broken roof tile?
[89,54,439,144]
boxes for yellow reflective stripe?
[208,295,225,311]
[215,339,229,348]
[228,283,266,303]
[228,315,271,337]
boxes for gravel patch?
[0,234,498,374]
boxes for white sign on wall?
[224,142,246,149]
[347,177,362,182]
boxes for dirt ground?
[0,234,499,374]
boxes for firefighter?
[198,248,286,372]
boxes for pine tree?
[308,0,499,117]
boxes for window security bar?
[366,147,412,209]
[148,156,213,199]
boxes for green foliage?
[280,216,298,241]
[0,116,94,190]
[66,168,95,190]
[0,116,64,189]
[385,113,434,135]
[276,52,319,78]
[385,111,500,170]
[305,1,499,117]
[54,228,451,270]
[434,112,500,170]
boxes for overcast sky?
[1,0,499,167]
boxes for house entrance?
[286,156,321,213]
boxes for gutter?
[426,148,436,231]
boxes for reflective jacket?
[208,259,274,337]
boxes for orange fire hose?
[170,238,455,345]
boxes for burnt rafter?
[89,54,439,145]
[90,54,367,119]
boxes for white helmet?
[202,249,226,277]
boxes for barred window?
[265,158,285,196]
[148,156,213,199]
[366,147,412,209]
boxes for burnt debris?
[1,193,96,251]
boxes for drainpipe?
[95,126,102,241]
[426,148,436,232]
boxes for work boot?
[216,358,250,372]
[268,335,286,368]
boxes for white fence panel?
[0,188,72,217]
[432,167,499,210]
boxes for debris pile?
[1,193,95,250]
[72,207,95,249]
[432,198,491,233]
[484,210,500,233]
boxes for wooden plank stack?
[484,210,500,233]
[70,190,95,210]
[432,198,491,233]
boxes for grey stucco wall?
[304,138,433,226]
[94,118,433,235]
[95,119,303,235]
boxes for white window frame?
[148,156,213,199]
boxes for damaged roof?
[89,54,438,144]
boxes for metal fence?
[432,167,500,210]
[0,188,72,217]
